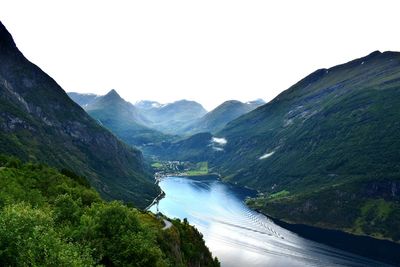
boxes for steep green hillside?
[146,133,215,162]
[147,51,400,242]
[0,155,219,266]
[80,89,172,147]
[214,51,400,242]
[183,99,265,134]
[0,21,158,208]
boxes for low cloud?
[259,151,275,160]
[212,137,227,146]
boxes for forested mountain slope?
[0,155,219,266]
[0,21,158,208]
[213,51,400,242]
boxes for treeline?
[0,155,219,266]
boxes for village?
[151,160,209,181]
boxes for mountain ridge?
[136,99,207,135]
[183,99,265,134]
[0,21,158,208]
[214,50,400,242]
[147,50,400,242]
[79,89,172,147]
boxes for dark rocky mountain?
[0,21,158,208]
[183,99,265,134]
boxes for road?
[162,219,173,230]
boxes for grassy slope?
[0,155,219,266]
[213,51,400,241]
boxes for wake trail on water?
[155,177,393,267]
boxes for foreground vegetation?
[0,155,219,266]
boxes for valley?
[1,14,400,267]
[68,50,400,265]
[0,21,219,266]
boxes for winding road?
[162,219,173,230]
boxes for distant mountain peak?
[101,89,126,104]
[105,89,120,98]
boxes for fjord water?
[150,176,390,267]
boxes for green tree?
[0,203,93,266]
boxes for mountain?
[136,99,207,134]
[67,92,98,107]
[0,21,158,208]
[145,132,215,162]
[135,100,162,110]
[151,51,400,242]
[85,89,149,126]
[213,51,400,242]
[183,99,265,134]
[80,89,172,147]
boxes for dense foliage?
[0,155,220,266]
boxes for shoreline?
[145,189,165,211]
[147,174,399,265]
[252,208,400,266]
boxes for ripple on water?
[150,176,392,267]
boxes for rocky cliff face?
[0,21,158,208]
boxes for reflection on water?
[150,177,390,267]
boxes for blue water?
[150,176,391,267]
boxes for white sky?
[1,0,399,110]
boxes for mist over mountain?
[135,100,162,110]
[67,92,99,107]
